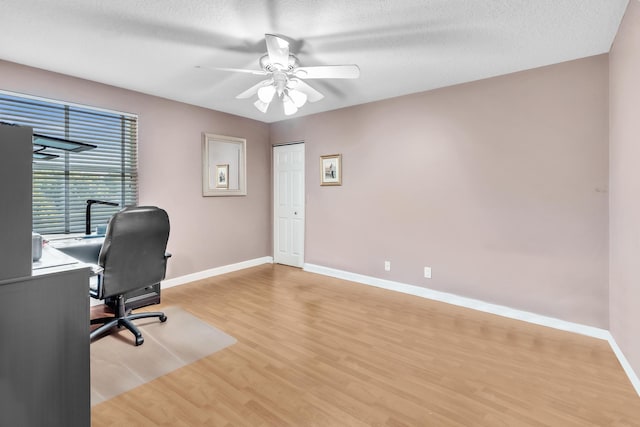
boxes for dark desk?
[33,244,83,272]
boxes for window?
[0,90,138,234]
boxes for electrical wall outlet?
[424,266,432,279]
[384,261,391,271]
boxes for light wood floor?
[91,264,640,426]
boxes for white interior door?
[273,143,305,267]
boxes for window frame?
[0,89,139,235]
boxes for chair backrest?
[98,206,170,299]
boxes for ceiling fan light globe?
[289,89,308,108]
[257,85,276,103]
[254,99,270,113]
[283,97,298,116]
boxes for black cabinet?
[0,268,91,427]
[0,124,32,280]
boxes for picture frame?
[202,133,247,196]
[320,154,342,186]
[215,164,229,189]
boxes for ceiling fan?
[205,34,360,116]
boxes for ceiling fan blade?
[196,65,267,76]
[236,79,273,99]
[289,79,324,103]
[295,65,360,79]
[265,34,290,69]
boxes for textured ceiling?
[0,0,629,123]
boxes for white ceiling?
[0,0,629,123]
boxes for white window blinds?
[0,91,138,234]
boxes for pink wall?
[609,0,640,377]
[0,60,272,279]
[271,55,610,328]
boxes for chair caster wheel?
[160,314,167,322]
[135,336,144,346]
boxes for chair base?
[90,295,167,346]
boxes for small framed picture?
[215,164,229,189]
[320,154,342,186]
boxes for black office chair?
[90,206,170,346]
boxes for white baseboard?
[605,333,640,396]
[303,262,640,397]
[161,256,273,289]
